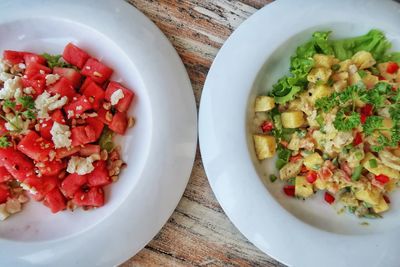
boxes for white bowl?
[200,0,400,266]
[0,0,197,265]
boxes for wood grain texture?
[122,1,282,266]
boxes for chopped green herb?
[3,100,15,109]
[286,177,296,185]
[357,70,367,78]
[269,174,278,183]
[42,53,73,69]
[22,109,36,119]
[99,126,115,152]
[17,96,35,109]
[333,110,360,131]
[0,136,10,148]
[332,64,340,71]
[363,116,384,136]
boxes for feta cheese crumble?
[50,122,72,148]
[45,74,60,86]
[67,156,95,175]
[0,76,22,100]
[35,91,68,118]
[0,72,13,82]
[5,115,30,134]
[0,59,10,73]
[110,89,124,105]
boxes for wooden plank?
[122,1,282,266]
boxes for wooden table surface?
[122,1,283,266]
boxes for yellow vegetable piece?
[372,196,389,213]
[351,51,376,69]
[303,153,323,170]
[295,176,314,198]
[355,188,380,206]
[254,96,275,112]
[314,178,326,190]
[362,153,400,179]
[307,67,332,84]
[281,111,304,128]
[253,135,276,160]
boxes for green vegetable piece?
[333,110,360,131]
[269,174,278,183]
[3,100,15,109]
[99,126,115,152]
[363,116,383,136]
[0,136,10,148]
[17,96,35,109]
[42,53,73,69]
[351,165,363,181]
[369,158,378,168]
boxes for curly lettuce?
[270,29,393,104]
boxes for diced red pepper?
[360,113,367,124]
[0,184,10,204]
[378,76,385,81]
[289,154,302,163]
[62,43,90,69]
[306,171,318,183]
[81,58,113,84]
[324,192,335,204]
[300,165,308,173]
[3,50,24,65]
[353,132,363,146]
[386,62,399,74]
[361,104,373,116]
[283,185,295,197]
[261,121,274,132]
[375,174,390,184]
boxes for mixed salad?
[0,43,135,220]
[253,30,400,218]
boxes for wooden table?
[123,1,283,266]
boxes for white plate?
[0,0,197,266]
[199,0,400,266]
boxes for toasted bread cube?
[253,135,276,160]
[372,196,389,213]
[339,59,352,72]
[303,153,324,170]
[351,51,376,69]
[310,84,332,104]
[254,96,275,112]
[313,54,338,69]
[307,67,332,84]
[295,176,314,198]
[362,73,379,89]
[281,111,304,128]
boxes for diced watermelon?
[24,62,51,79]
[86,117,104,139]
[39,119,53,140]
[62,43,90,69]
[0,119,8,135]
[53,67,82,88]
[0,184,10,204]
[23,52,46,66]
[73,186,104,207]
[81,58,113,84]
[0,166,12,183]
[109,111,128,135]
[3,50,24,65]
[81,81,104,110]
[79,144,100,157]
[47,77,76,99]
[97,106,111,125]
[37,160,66,176]
[81,77,94,92]
[56,146,80,159]
[0,147,35,181]
[61,173,87,198]
[51,109,66,124]
[64,95,92,118]
[21,77,45,97]
[17,131,54,161]
[104,81,134,112]
[71,125,96,146]
[43,187,66,213]
[87,161,110,187]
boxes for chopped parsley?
[0,136,10,148]
[333,110,360,131]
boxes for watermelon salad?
[0,43,135,220]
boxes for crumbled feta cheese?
[14,88,22,98]
[67,156,95,175]
[76,105,82,111]
[5,115,30,134]
[110,89,124,105]
[45,74,60,86]
[67,110,74,118]
[39,70,45,75]
[0,204,10,221]
[35,91,68,118]
[23,87,34,95]
[0,76,22,100]
[0,72,14,82]
[50,122,72,148]
[20,182,38,195]
[18,63,26,70]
